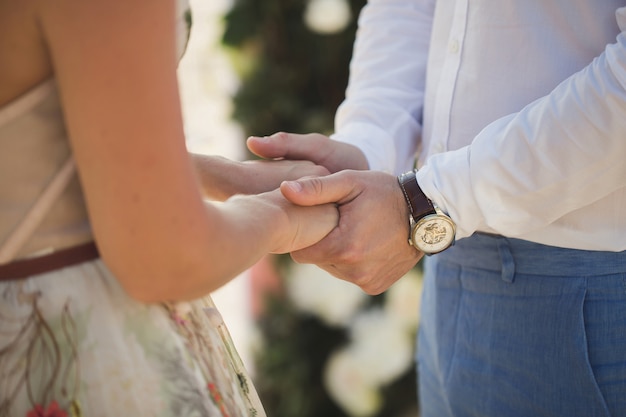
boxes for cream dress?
[0,3,265,416]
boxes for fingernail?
[249,135,269,143]
[284,181,302,193]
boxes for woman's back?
[0,2,271,415]
[0,81,92,259]
[0,1,53,108]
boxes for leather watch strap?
[397,170,435,221]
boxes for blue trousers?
[417,233,626,417]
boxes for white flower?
[349,308,415,386]
[384,268,423,330]
[324,348,383,417]
[286,263,368,327]
[304,0,352,35]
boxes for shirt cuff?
[414,146,486,240]
[331,123,397,173]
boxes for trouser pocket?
[418,259,614,417]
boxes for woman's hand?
[223,189,339,255]
[191,153,330,201]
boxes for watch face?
[411,214,456,254]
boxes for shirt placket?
[428,0,469,157]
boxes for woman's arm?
[36,0,337,302]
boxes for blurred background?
[178,1,422,416]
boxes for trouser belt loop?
[497,238,516,283]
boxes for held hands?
[193,132,363,201]
[241,188,339,254]
[247,132,369,173]
[191,153,331,201]
[238,158,330,196]
[279,170,424,294]
[244,131,423,294]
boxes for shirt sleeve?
[417,7,626,240]
[331,0,435,174]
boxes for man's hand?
[247,132,369,173]
[280,170,424,294]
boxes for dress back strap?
[0,157,75,264]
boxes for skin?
[249,132,424,294]
[0,0,338,302]
[248,132,370,173]
[190,153,330,201]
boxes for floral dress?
[1,269,264,417]
[0,2,265,416]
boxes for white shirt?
[333,0,626,251]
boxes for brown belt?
[0,242,100,281]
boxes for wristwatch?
[397,170,456,254]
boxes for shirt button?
[449,39,460,54]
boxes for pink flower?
[26,401,68,417]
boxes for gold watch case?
[409,207,456,254]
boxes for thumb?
[280,171,359,206]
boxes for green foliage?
[222,0,366,140]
